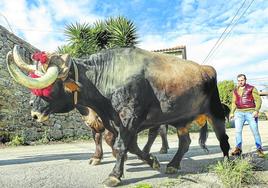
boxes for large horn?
[6,51,59,89]
[13,45,37,72]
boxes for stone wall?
[0,25,91,143]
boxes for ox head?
[6,45,80,122]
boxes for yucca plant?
[92,20,110,50]
[57,44,76,56]
[106,16,138,48]
[58,16,139,57]
[62,22,96,57]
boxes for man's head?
[237,74,247,87]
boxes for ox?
[7,45,230,187]
[144,103,231,154]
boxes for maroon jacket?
[234,84,256,109]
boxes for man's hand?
[229,114,234,120]
[253,111,259,118]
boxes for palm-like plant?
[106,16,138,48]
[92,20,110,50]
[57,44,76,56]
[60,22,94,57]
[57,16,139,57]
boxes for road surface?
[0,121,267,188]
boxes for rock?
[48,128,63,140]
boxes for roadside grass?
[156,178,184,188]
[8,135,26,146]
[5,132,92,146]
[209,156,261,188]
[131,183,153,188]
[264,153,268,160]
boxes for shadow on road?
[122,144,268,186]
[0,151,118,166]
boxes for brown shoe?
[257,148,265,158]
[231,147,242,156]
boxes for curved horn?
[13,45,36,72]
[6,52,59,89]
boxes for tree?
[57,16,138,57]
[217,80,235,107]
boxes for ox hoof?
[159,147,168,154]
[165,166,179,174]
[88,158,101,165]
[151,155,160,170]
[103,176,121,187]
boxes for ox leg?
[104,129,128,161]
[103,129,117,158]
[142,125,169,154]
[159,124,169,154]
[89,129,103,165]
[211,117,230,158]
[166,127,191,174]
[142,126,159,154]
[129,135,160,169]
[103,130,128,187]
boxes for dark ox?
[144,103,231,154]
[7,45,230,187]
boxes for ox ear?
[63,79,81,93]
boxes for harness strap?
[73,60,79,105]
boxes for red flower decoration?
[28,72,52,98]
[32,51,48,64]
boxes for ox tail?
[209,78,225,121]
[221,103,230,121]
[199,121,209,153]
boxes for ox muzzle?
[31,111,49,122]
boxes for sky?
[0,0,268,90]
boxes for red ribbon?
[32,51,48,64]
[28,72,52,97]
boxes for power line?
[9,27,268,36]
[204,0,255,64]
[0,12,14,33]
[201,0,247,64]
[202,0,255,64]
[13,27,65,34]
[248,77,268,81]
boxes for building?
[152,45,187,60]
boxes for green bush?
[9,135,26,146]
[217,80,235,107]
[210,157,258,188]
[259,112,267,120]
[0,131,10,143]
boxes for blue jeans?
[234,111,262,149]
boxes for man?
[230,74,264,157]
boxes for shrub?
[9,135,26,146]
[210,157,258,188]
[259,112,267,120]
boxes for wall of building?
[0,25,91,143]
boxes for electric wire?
[202,0,255,64]
[204,0,255,64]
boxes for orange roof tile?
[152,45,186,52]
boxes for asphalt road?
[0,121,267,188]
